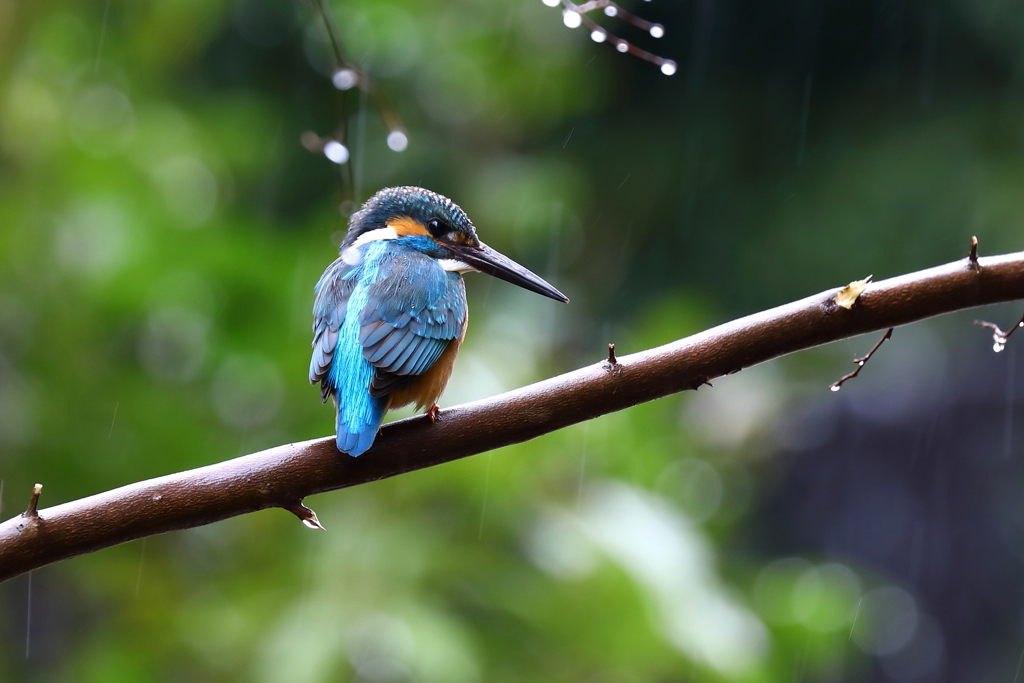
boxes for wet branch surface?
[3,250,1024,582]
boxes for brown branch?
[829,328,893,391]
[2,251,1024,582]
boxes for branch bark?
[2,250,1023,583]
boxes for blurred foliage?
[3,0,1024,681]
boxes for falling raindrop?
[478,452,493,539]
[25,570,32,658]
[649,24,665,38]
[323,140,349,164]
[562,9,582,28]
[616,42,628,53]
[604,5,618,16]
[830,385,841,392]
[134,538,147,598]
[660,60,677,76]
[542,0,560,5]
[331,68,359,90]
[386,130,408,152]
[591,29,606,42]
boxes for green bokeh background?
[3,0,1024,681]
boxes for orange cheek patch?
[388,216,430,237]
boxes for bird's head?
[342,186,568,303]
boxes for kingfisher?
[310,186,569,456]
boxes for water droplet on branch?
[604,6,618,16]
[660,60,677,76]
[591,29,607,43]
[386,131,408,152]
[323,140,349,164]
[331,68,359,91]
[562,9,582,28]
[649,24,664,38]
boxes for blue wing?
[311,240,467,456]
[359,253,466,398]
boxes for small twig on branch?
[551,0,677,75]
[830,328,894,392]
[286,502,325,531]
[23,484,42,519]
[974,310,1024,353]
[5,251,1024,582]
[969,236,980,270]
[607,343,617,365]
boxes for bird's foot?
[427,404,441,424]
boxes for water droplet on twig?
[660,60,677,76]
[649,24,664,38]
[386,131,408,152]
[331,68,359,91]
[562,9,582,28]
[323,140,349,164]
[590,29,606,42]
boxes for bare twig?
[974,309,1024,353]
[301,0,408,173]
[23,484,41,519]
[607,343,617,365]
[4,251,1024,582]
[969,235,979,270]
[555,0,677,75]
[830,328,894,391]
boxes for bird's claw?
[427,404,441,424]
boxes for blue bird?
[310,186,568,456]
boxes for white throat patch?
[438,259,476,273]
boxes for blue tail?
[336,394,387,457]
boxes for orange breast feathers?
[387,314,468,412]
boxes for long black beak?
[449,242,569,303]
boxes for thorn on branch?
[286,502,325,531]
[830,328,893,392]
[968,236,980,271]
[607,343,617,365]
[551,0,677,75]
[975,310,1024,353]
[23,484,41,519]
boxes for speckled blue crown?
[343,186,477,248]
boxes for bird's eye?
[426,219,446,238]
